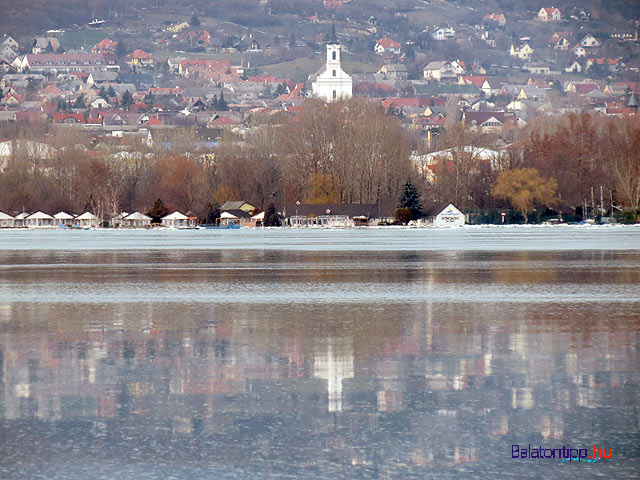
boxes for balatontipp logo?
[512,444,612,463]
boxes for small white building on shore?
[0,211,14,227]
[161,211,196,228]
[433,204,466,226]
[122,211,151,228]
[25,211,55,228]
[54,211,76,226]
[75,212,101,228]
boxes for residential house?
[510,43,534,61]
[1,35,19,51]
[0,44,18,59]
[91,38,118,53]
[52,113,85,124]
[375,38,401,55]
[565,81,600,95]
[481,31,496,48]
[86,71,119,86]
[586,57,626,74]
[483,14,506,26]
[423,61,464,82]
[565,60,583,73]
[462,111,516,133]
[538,7,562,22]
[168,22,190,33]
[32,37,61,54]
[524,62,556,75]
[580,34,601,48]
[220,201,256,214]
[517,86,549,101]
[550,32,571,50]
[431,26,455,41]
[178,59,231,77]
[378,64,408,80]
[572,45,587,57]
[127,50,154,67]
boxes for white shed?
[54,211,76,226]
[122,211,151,228]
[25,211,55,228]
[161,211,192,228]
[0,211,14,227]
[433,204,466,227]
[75,212,101,228]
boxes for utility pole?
[600,185,604,219]
[591,187,595,220]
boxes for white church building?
[310,26,352,102]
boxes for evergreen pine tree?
[263,203,281,227]
[217,92,228,110]
[397,180,422,219]
[190,14,201,27]
[115,41,126,58]
[121,90,134,110]
[211,94,218,109]
[99,86,108,100]
[107,86,117,98]
[148,198,169,223]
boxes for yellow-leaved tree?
[491,168,558,223]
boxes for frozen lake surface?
[0,227,638,479]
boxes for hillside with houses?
[0,0,639,225]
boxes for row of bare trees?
[0,104,638,222]
[419,112,640,219]
[0,98,415,220]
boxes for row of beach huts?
[0,210,198,229]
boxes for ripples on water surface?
[0,227,639,479]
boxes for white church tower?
[311,24,352,102]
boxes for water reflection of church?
[0,302,637,474]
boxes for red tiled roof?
[130,49,153,59]
[377,38,401,49]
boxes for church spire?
[328,19,339,45]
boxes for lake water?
[0,227,639,479]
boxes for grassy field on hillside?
[261,57,379,82]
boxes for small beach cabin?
[433,204,466,226]
[161,211,195,228]
[25,211,55,228]
[0,211,14,227]
[121,211,151,228]
[13,212,29,227]
[111,212,129,228]
[76,212,101,228]
[54,211,76,227]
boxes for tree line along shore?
[0,98,638,225]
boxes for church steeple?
[328,20,338,45]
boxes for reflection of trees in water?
[0,299,638,476]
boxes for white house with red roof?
[538,7,561,21]
[374,38,401,55]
